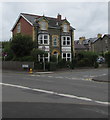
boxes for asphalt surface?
[1,68,109,118]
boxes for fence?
[2,61,34,71]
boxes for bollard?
[29,68,33,74]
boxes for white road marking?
[0,82,109,105]
[55,76,63,79]
[48,76,53,78]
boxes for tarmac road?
[1,68,109,118]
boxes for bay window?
[62,36,71,46]
[62,53,71,61]
[38,53,50,62]
[38,34,49,45]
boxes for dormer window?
[63,24,68,32]
[63,24,70,32]
[39,21,48,30]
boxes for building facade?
[75,34,110,54]
[11,13,75,62]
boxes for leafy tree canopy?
[11,34,34,57]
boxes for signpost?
[42,46,46,71]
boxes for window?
[52,35,58,47]
[62,53,71,61]
[63,24,68,32]
[53,37,57,46]
[17,23,21,33]
[38,53,50,62]
[40,21,47,30]
[62,36,71,46]
[38,34,49,45]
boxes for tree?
[2,41,14,61]
[31,48,47,62]
[11,34,34,57]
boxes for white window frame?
[38,34,49,45]
[38,53,50,62]
[62,53,71,61]
[62,36,71,46]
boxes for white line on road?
[48,76,53,78]
[55,76,63,79]
[1,82,109,105]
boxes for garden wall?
[2,61,34,71]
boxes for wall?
[2,61,34,71]
[12,16,33,38]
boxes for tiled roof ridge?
[21,13,65,21]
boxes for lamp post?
[42,46,46,71]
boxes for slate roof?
[12,13,75,30]
[82,37,98,44]
[74,41,87,49]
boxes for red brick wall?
[12,16,33,37]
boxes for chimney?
[57,13,61,21]
[97,33,102,38]
[79,37,85,44]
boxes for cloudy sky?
[1,1,108,41]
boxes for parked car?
[97,56,105,64]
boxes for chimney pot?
[57,13,61,21]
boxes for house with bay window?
[11,13,75,62]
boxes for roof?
[103,34,110,39]
[82,37,99,44]
[74,41,87,49]
[12,13,75,31]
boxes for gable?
[11,14,33,31]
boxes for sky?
[1,1,108,41]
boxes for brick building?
[11,13,75,62]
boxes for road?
[1,68,109,118]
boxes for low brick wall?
[2,61,34,71]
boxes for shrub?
[47,62,57,71]
[34,61,43,70]
[50,55,57,62]
[57,59,67,68]
[94,62,99,68]
[20,56,34,61]
[75,51,98,67]
[31,48,48,62]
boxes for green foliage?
[94,62,99,68]
[75,51,98,67]
[34,61,43,70]
[46,62,57,71]
[11,34,34,57]
[31,48,48,62]
[2,41,14,61]
[50,55,57,62]
[57,59,67,68]
[12,56,34,61]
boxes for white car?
[97,57,105,64]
